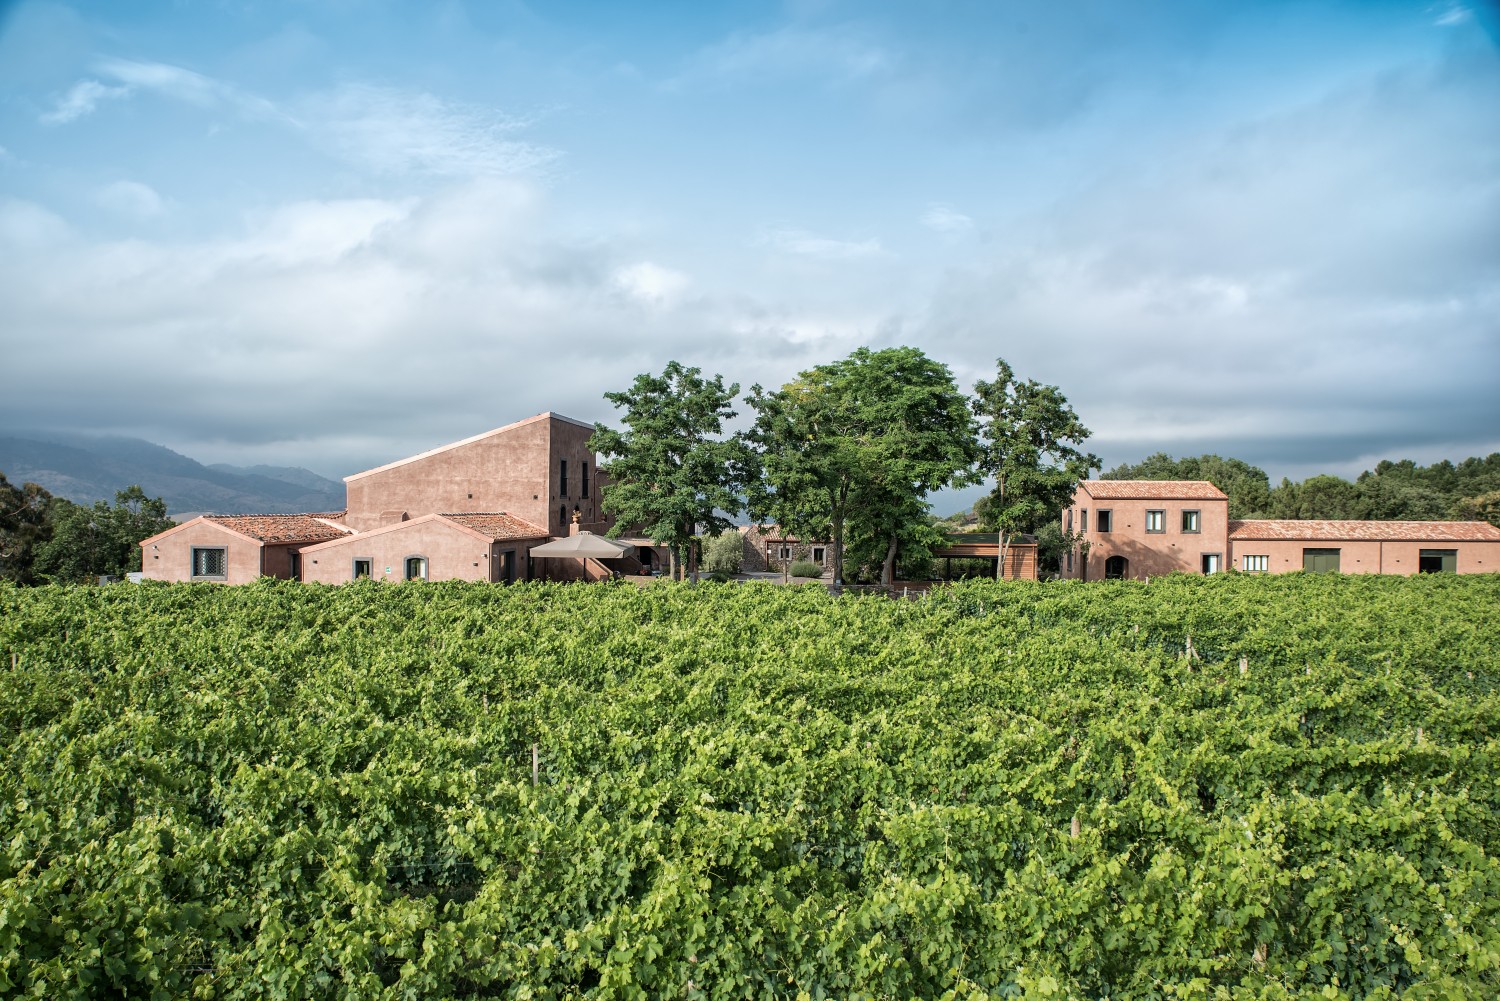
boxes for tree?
[1103,453,1272,519]
[972,359,1099,579]
[748,346,978,591]
[1268,474,1361,520]
[32,485,173,583]
[0,473,60,585]
[701,530,745,579]
[1452,489,1500,527]
[590,362,751,582]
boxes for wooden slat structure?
[931,533,1039,580]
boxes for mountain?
[0,433,346,517]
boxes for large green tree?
[0,473,60,585]
[32,485,174,583]
[972,359,1099,579]
[590,362,751,581]
[748,346,977,590]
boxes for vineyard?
[2,574,1498,1000]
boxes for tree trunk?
[882,532,898,587]
[831,482,847,596]
[688,523,700,584]
[668,546,679,581]
[997,530,1008,581]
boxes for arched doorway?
[1104,555,1128,580]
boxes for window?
[353,558,373,580]
[1145,510,1165,533]
[1303,549,1341,573]
[1066,509,1073,532]
[1097,510,1112,533]
[1066,549,1074,572]
[1080,510,1088,533]
[191,547,227,579]
[498,550,516,583]
[811,547,826,564]
[1182,510,1201,533]
[559,505,567,529]
[1201,553,1221,574]
[560,459,569,497]
[404,556,428,581]
[1419,549,1457,573]
[1241,555,1269,573]
[779,545,792,560]
[581,462,589,499]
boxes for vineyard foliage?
[2,573,1499,999]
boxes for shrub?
[788,560,824,578]
[702,531,744,576]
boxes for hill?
[0,432,345,517]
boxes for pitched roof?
[345,412,596,482]
[1081,480,1228,501]
[204,514,354,544]
[440,513,550,540]
[1229,519,1500,542]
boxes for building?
[140,513,353,584]
[140,413,640,584]
[1061,480,1500,580]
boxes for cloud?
[613,262,689,308]
[921,56,1500,480]
[1433,3,1473,26]
[299,84,557,177]
[40,61,551,179]
[760,227,882,260]
[94,180,167,219]
[680,25,893,87]
[920,203,973,233]
[41,78,131,124]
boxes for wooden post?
[532,744,539,786]
[1239,657,1248,675]
[1070,815,1081,839]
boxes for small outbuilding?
[297,512,550,584]
[140,513,353,584]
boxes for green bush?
[788,559,824,578]
[701,530,744,576]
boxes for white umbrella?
[528,532,635,560]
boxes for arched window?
[404,556,428,581]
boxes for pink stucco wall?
[1065,488,1231,580]
[300,516,542,584]
[343,413,605,535]
[141,519,265,584]
[1229,538,1500,575]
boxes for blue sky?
[1,0,1497,509]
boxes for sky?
[1,0,1497,512]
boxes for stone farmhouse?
[1060,480,1500,580]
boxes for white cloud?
[761,227,882,260]
[299,84,557,177]
[1433,3,1473,26]
[614,262,689,308]
[920,203,973,233]
[94,180,167,219]
[683,25,892,86]
[41,79,131,124]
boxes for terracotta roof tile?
[440,513,550,540]
[205,514,353,544]
[1083,480,1228,501]
[1229,519,1500,542]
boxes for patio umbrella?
[527,532,635,560]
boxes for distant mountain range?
[0,432,346,518]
